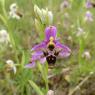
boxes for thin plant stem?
[68,72,94,95]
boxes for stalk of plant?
[0,0,21,67]
[26,26,71,94]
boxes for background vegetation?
[0,0,95,95]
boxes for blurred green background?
[0,0,95,95]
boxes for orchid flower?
[84,11,93,22]
[85,0,95,8]
[85,0,92,8]
[0,29,10,44]
[6,60,16,74]
[9,3,23,20]
[26,26,71,68]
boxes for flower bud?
[6,60,16,74]
[34,5,53,25]
[84,11,93,22]
[0,29,10,44]
[47,90,54,95]
[9,3,22,20]
[82,50,91,60]
[34,5,42,17]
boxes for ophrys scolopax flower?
[26,26,71,68]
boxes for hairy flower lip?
[26,26,71,68]
[46,55,56,65]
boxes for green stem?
[45,79,48,92]
[0,0,19,64]
[29,80,44,95]
[78,38,84,64]
[37,62,49,93]
[44,63,49,92]
[0,14,7,26]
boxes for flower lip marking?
[46,55,56,65]
[43,50,49,56]
[54,50,60,56]
[48,36,55,51]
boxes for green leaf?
[37,62,46,82]
[0,14,7,26]
[28,80,44,95]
